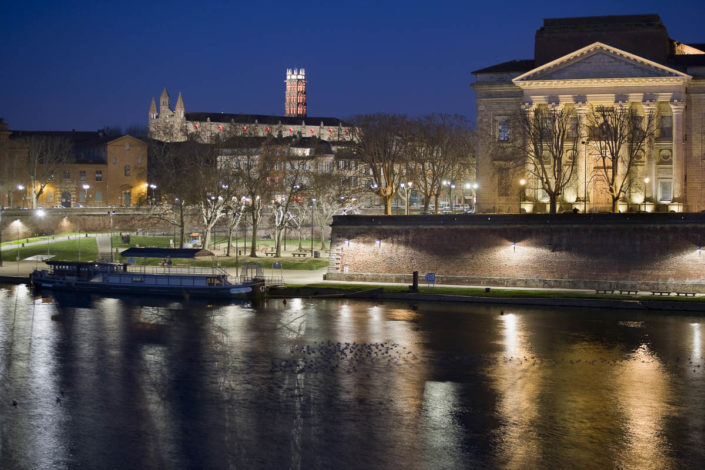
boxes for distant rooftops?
[539,14,665,33]
[184,112,349,127]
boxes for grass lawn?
[112,235,329,269]
[2,238,98,262]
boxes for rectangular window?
[95,170,103,181]
[658,180,673,202]
[497,168,510,197]
[79,191,86,202]
[125,142,130,151]
[660,116,673,139]
[47,192,54,202]
[95,191,103,202]
[498,119,511,142]
[124,165,131,177]
[79,170,86,181]
[338,160,345,170]
[317,162,323,172]
[63,170,70,179]
[326,163,331,173]
[567,117,579,138]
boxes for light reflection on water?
[1,285,705,469]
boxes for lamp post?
[82,184,90,207]
[15,219,21,273]
[400,182,413,215]
[17,184,25,208]
[149,184,157,205]
[464,182,479,213]
[310,198,316,255]
[519,179,526,214]
[450,183,456,213]
[643,177,650,212]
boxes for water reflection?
[1,286,705,469]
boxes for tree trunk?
[178,203,185,249]
[275,228,283,256]
[549,196,557,214]
[249,216,258,257]
[384,195,393,215]
[434,194,440,214]
[226,225,233,256]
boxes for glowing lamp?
[218,125,223,130]
[345,129,349,134]
[194,124,199,129]
[243,126,247,131]
[289,128,293,133]
[329,129,333,133]
[266,127,271,132]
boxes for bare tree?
[16,135,72,208]
[222,132,277,257]
[148,140,197,247]
[352,114,410,215]
[270,158,306,256]
[408,114,475,213]
[517,105,580,214]
[588,104,656,212]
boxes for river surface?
[1,284,704,469]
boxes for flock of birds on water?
[271,340,420,375]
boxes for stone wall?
[326,214,705,292]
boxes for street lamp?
[464,182,478,213]
[643,177,650,212]
[17,184,25,208]
[310,198,316,255]
[82,184,90,206]
[149,183,157,205]
[519,179,526,213]
[450,183,456,212]
[15,219,21,273]
[400,182,413,215]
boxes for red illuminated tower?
[285,68,307,117]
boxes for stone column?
[575,102,589,213]
[642,100,657,203]
[670,100,686,204]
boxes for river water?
[1,283,704,469]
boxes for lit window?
[95,170,103,181]
[659,116,672,138]
[125,141,130,151]
[124,165,131,177]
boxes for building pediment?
[513,42,690,87]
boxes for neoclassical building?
[472,15,705,213]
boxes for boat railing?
[125,264,229,277]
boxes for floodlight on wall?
[511,242,517,252]
[344,239,350,246]
[698,247,702,255]
[375,239,381,247]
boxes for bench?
[595,289,614,294]
[292,251,308,257]
[618,289,639,295]
[264,251,277,257]
[675,292,696,297]
[651,291,672,296]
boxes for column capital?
[642,100,657,114]
[670,99,685,114]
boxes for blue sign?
[425,273,435,286]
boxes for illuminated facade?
[149,68,355,143]
[285,68,307,117]
[0,121,148,208]
[472,15,705,213]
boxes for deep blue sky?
[2,0,704,131]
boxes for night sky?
[2,0,704,131]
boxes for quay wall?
[326,214,705,292]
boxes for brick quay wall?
[326,213,705,292]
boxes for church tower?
[285,68,307,117]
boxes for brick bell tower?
[285,68,307,117]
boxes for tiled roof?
[9,130,112,163]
